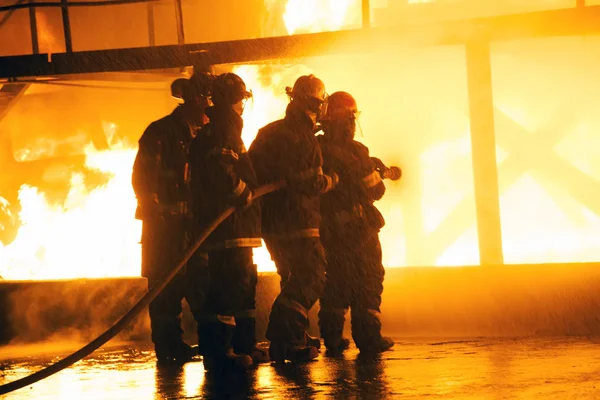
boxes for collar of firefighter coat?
[203,105,245,153]
[205,105,244,133]
[284,102,317,135]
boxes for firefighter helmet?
[182,72,213,104]
[211,72,252,106]
[170,78,189,102]
[286,74,326,102]
[322,91,358,121]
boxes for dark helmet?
[285,74,326,102]
[170,78,189,102]
[211,72,252,106]
[322,91,358,121]
[285,74,327,119]
[182,72,214,104]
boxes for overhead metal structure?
[0,5,599,79]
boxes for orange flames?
[0,141,141,280]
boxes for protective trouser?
[141,218,208,356]
[196,247,257,357]
[318,230,385,351]
[264,237,326,346]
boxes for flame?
[0,141,141,280]
[282,0,355,35]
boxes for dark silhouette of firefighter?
[248,75,337,363]
[131,73,212,363]
[189,72,267,371]
[316,91,400,355]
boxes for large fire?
[1,1,600,280]
[0,141,141,280]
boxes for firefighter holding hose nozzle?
[317,91,399,355]
[131,73,213,364]
[371,157,402,181]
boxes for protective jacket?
[189,105,261,250]
[248,103,336,240]
[317,134,386,236]
[132,106,194,220]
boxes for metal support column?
[362,0,371,28]
[60,0,73,53]
[28,0,39,54]
[146,2,156,46]
[174,0,185,45]
[465,40,504,266]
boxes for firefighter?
[189,72,266,371]
[316,91,399,355]
[131,73,212,363]
[248,74,338,363]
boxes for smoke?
[0,278,150,349]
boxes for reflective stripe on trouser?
[196,313,236,326]
[265,237,326,346]
[318,307,348,345]
[196,310,258,355]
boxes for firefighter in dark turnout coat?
[317,91,399,355]
[189,73,265,371]
[131,74,212,363]
[248,75,338,363]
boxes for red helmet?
[322,91,358,121]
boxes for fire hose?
[0,180,285,396]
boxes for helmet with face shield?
[321,91,360,141]
[285,74,328,120]
[211,72,253,115]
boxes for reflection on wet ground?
[2,338,600,399]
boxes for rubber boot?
[152,315,196,364]
[324,337,351,356]
[305,332,321,350]
[232,316,270,363]
[318,308,347,355]
[199,320,254,372]
[358,336,394,354]
[269,341,319,364]
[351,308,392,354]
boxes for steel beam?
[1,6,600,79]
[465,40,504,266]
[173,0,185,45]
[60,0,73,53]
[28,0,39,54]
[146,2,156,46]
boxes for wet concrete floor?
[1,338,600,399]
